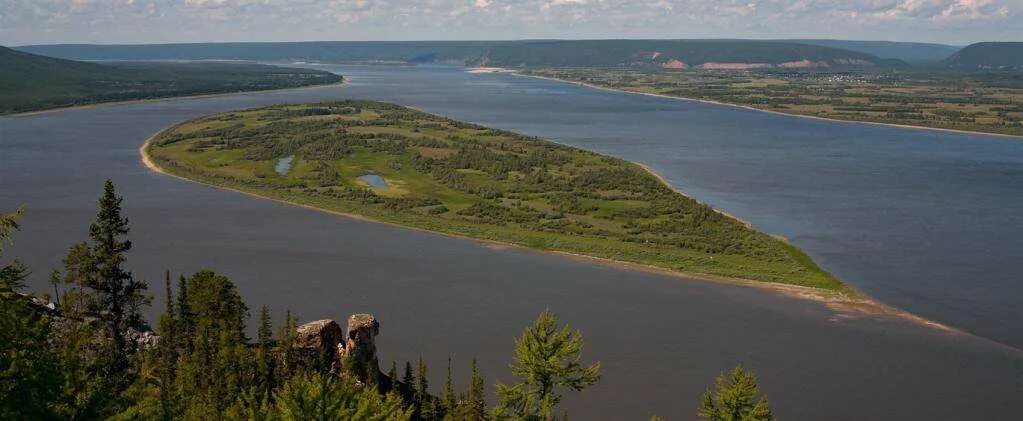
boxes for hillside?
[783,39,960,64]
[0,46,341,114]
[18,40,899,69]
[945,42,1023,70]
[470,39,901,69]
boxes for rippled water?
[2,64,1021,419]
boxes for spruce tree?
[464,359,487,421]
[416,356,431,419]
[443,356,457,416]
[65,180,150,373]
[403,361,416,402]
[697,365,773,421]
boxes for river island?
[144,100,843,291]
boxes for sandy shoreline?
[504,70,1023,141]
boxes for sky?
[1,0,1020,46]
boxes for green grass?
[148,100,845,291]
[524,67,1023,137]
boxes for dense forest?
[146,101,841,289]
[0,182,773,420]
[17,39,902,69]
[0,46,342,114]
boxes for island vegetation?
[0,46,342,115]
[1,183,773,420]
[523,67,1023,137]
[145,100,842,290]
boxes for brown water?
[2,65,1021,419]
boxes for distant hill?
[18,40,900,69]
[470,39,901,69]
[945,42,1023,70]
[782,39,960,64]
[16,41,508,64]
[0,46,340,114]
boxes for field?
[524,68,1023,136]
[146,100,842,290]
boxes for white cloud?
[0,0,1017,45]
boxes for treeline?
[0,180,775,419]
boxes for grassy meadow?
[147,100,844,290]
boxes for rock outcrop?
[294,319,346,372]
[293,313,388,388]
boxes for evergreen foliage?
[495,310,601,420]
[698,365,774,421]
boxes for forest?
[0,46,342,114]
[146,100,842,290]
[1,182,773,420]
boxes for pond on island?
[358,173,388,189]
[274,155,293,175]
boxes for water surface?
[2,65,1022,419]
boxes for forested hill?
[18,40,901,69]
[781,39,960,64]
[470,39,902,68]
[945,42,1023,70]
[0,46,341,114]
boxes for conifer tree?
[403,361,416,402]
[62,180,151,374]
[387,361,399,394]
[417,356,432,419]
[697,365,773,421]
[443,356,457,416]
[256,305,276,399]
[463,359,487,421]
[495,310,601,420]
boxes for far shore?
[482,68,1023,141]
[6,79,348,118]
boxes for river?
[1,64,1021,419]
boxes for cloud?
[0,0,1017,45]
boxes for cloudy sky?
[2,0,1020,46]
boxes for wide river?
[2,65,1021,419]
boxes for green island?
[146,100,842,291]
[523,67,1023,137]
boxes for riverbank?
[487,68,1023,140]
[8,79,348,117]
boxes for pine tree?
[256,305,275,399]
[464,359,487,421]
[387,361,399,394]
[403,361,416,402]
[63,180,151,374]
[417,356,431,420]
[697,365,774,421]
[443,356,457,416]
[495,310,601,420]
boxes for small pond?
[358,173,389,189]
[275,155,294,175]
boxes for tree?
[60,180,150,374]
[0,208,62,419]
[442,356,457,416]
[698,365,773,421]
[495,310,600,420]
[462,359,487,421]
[272,371,411,421]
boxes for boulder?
[294,319,345,372]
[340,313,383,385]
